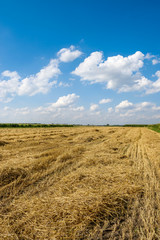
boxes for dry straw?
[0,127,159,239]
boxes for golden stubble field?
[0,127,160,240]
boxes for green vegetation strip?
[0,123,159,130]
[148,124,160,133]
[123,124,148,127]
[0,123,75,128]
[123,124,160,133]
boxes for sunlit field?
[0,127,160,239]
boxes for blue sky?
[0,0,160,124]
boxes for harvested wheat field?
[0,127,160,240]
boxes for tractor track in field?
[102,128,160,240]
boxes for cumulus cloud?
[48,93,79,109]
[0,71,21,102]
[1,48,160,104]
[72,106,84,111]
[113,100,160,118]
[58,82,71,87]
[18,59,60,96]
[2,70,20,80]
[72,51,145,91]
[15,93,84,123]
[57,45,82,62]
[99,98,112,104]
[15,107,30,115]
[0,59,61,101]
[145,53,160,65]
[152,59,160,65]
[145,53,155,59]
[90,104,99,111]
[146,71,160,94]
[119,76,152,92]
[0,45,83,102]
[115,100,133,112]
[72,51,160,94]
[108,107,113,113]
[0,45,82,102]
[2,106,31,119]
[26,93,84,123]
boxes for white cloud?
[145,53,160,65]
[152,59,160,65]
[72,51,145,91]
[57,45,82,62]
[119,76,152,92]
[153,114,160,119]
[1,99,160,125]
[58,81,71,87]
[1,106,31,119]
[18,59,60,96]
[115,100,133,112]
[2,70,20,80]
[0,71,21,102]
[4,106,10,111]
[99,98,112,104]
[0,59,60,101]
[113,100,160,118]
[108,107,113,113]
[0,46,83,102]
[7,93,84,123]
[48,93,79,109]
[72,106,85,111]
[146,71,160,94]
[34,96,84,116]
[152,105,160,111]
[1,48,160,105]
[90,104,99,111]
[72,51,160,94]
[15,107,30,115]
[145,53,155,59]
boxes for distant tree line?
[123,124,148,127]
[0,123,75,128]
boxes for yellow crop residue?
[0,127,160,239]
